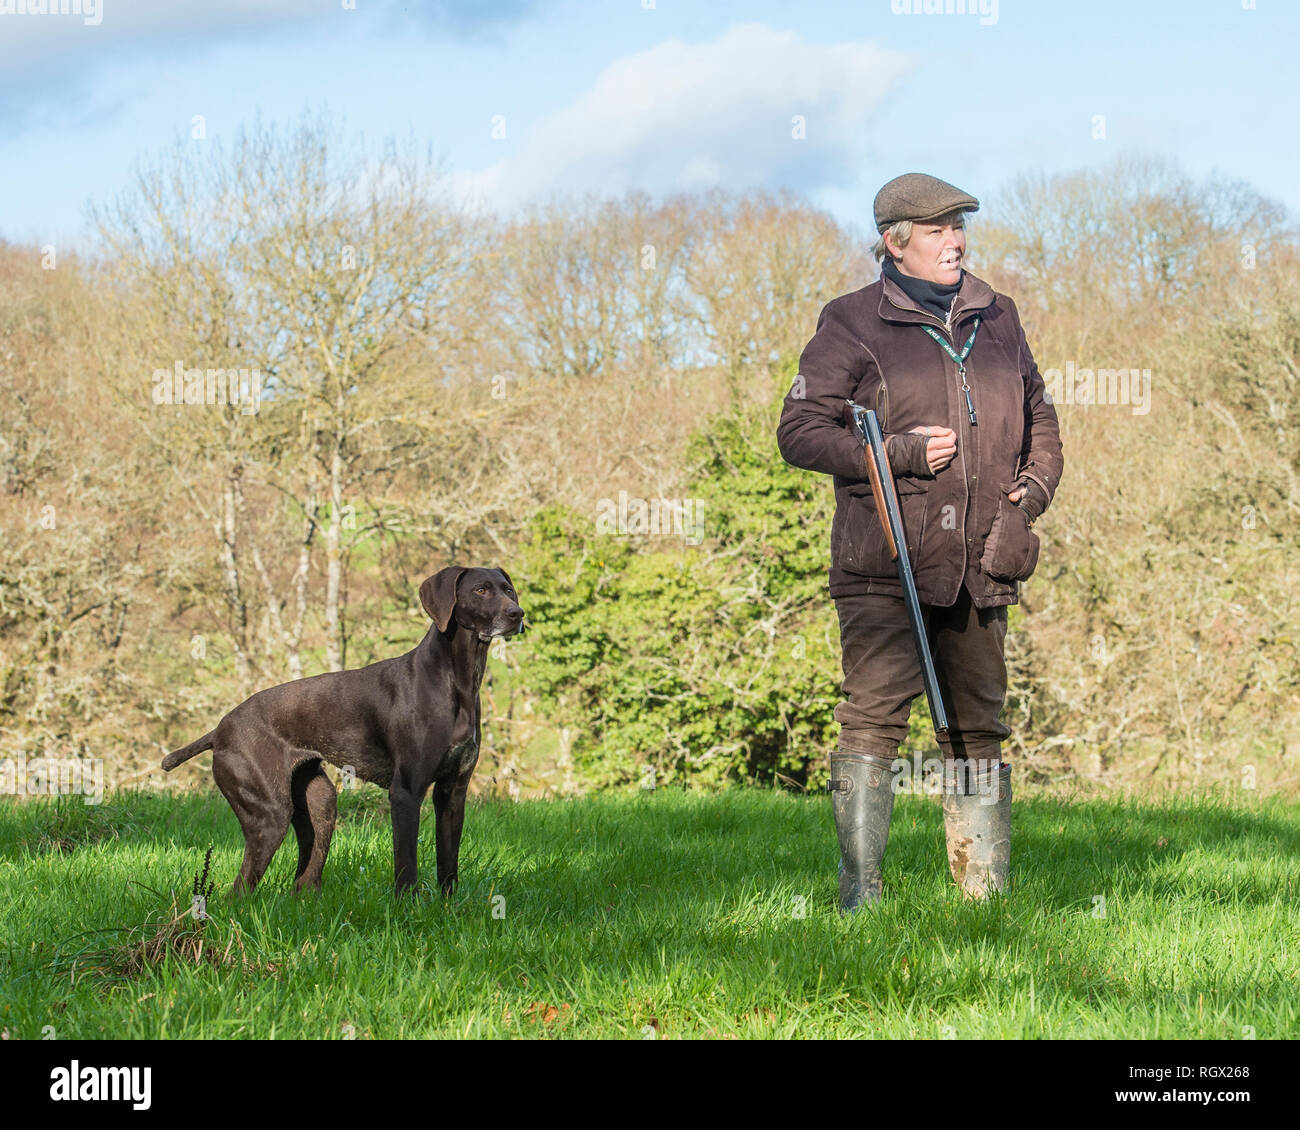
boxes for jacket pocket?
[837,477,927,576]
[897,481,928,564]
[838,483,891,575]
[979,483,1040,582]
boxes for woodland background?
[2,119,1297,797]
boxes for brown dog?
[162,567,523,895]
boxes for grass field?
[1,785,1296,1039]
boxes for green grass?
[0,786,1296,1039]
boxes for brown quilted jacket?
[776,269,1064,609]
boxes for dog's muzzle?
[479,616,525,642]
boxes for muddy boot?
[943,761,1011,899]
[828,753,896,914]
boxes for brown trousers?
[833,583,1011,763]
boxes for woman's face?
[889,221,966,286]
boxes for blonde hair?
[872,209,970,264]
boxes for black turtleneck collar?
[881,256,962,321]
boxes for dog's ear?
[419,567,466,633]
[495,567,515,592]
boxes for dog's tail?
[162,730,217,771]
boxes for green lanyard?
[919,317,981,426]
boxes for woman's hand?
[1008,477,1049,519]
[907,425,957,473]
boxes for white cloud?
[0,0,550,136]
[451,23,914,213]
[0,0,544,64]
[0,0,321,66]
[0,0,326,136]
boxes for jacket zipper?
[884,290,971,590]
[886,291,977,422]
[953,352,971,589]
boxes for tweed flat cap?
[873,173,979,233]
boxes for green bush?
[513,366,939,790]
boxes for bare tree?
[684,187,872,386]
[93,114,478,675]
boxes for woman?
[776,173,1063,912]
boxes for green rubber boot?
[828,753,896,914]
[942,761,1012,899]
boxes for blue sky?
[1,0,1296,249]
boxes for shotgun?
[844,401,949,737]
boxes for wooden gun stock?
[863,439,899,562]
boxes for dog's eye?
[475,586,487,595]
